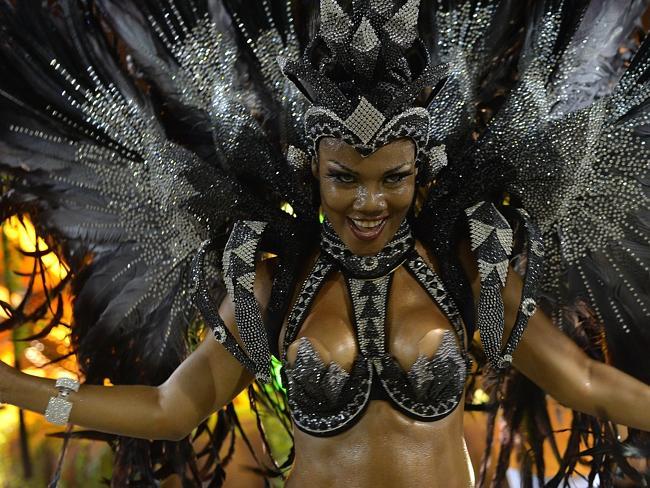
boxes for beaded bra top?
[281,219,470,436]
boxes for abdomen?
[286,399,473,488]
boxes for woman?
[1,0,649,486]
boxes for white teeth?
[352,218,385,229]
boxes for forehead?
[318,137,416,168]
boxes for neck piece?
[320,218,414,279]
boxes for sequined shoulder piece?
[192,220,273,382]
[464,202,544,369]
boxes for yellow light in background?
[0,405,19,445]
[1,214,78,375]
[3,216,68,280]
[0,287,9,319]
[280,202,297,218]
[49,325,70,344]
[0,347,13,366]
[0,289,29,319]
[473,388,490,405]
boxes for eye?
[327,171,356,184]
[384,171,413,185]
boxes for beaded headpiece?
[280,0,449,179]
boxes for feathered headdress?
[281,0,449,178]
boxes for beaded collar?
[320,217,415,279]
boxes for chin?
[342,219,399,256]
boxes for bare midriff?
[286,400,473,488]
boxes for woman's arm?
[2,323,251,441]
[503,268,650,431]
[458,239,650,430]
[0,258,275,441]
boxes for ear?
[311,158,320,179]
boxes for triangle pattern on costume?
[244,220,267,235]
[353,17,380,53]
[237,272,256,293]
[370,0,393,18]
[320,0,352,45]
[232,238,257,265]
[361,295,380,318]
[468,220,495,250]
[496,227,513,254]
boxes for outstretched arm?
[2,319,252,441]
[0,259,274,441]
[458,239,650,430]
[504,268,650,431]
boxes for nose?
[353,185,387,214]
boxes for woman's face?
[315,137,417,256]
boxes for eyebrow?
[384,162,414,174]
[328,160,414,175]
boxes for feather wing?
[470,0,650,381]
[0,0,302,483]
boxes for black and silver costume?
[0,0,649,486]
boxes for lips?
[347,216,388,241]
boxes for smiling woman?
[315,138,417,255]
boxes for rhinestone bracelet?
[45,378,80,426]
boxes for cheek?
[319,180,355,213]
[387,181,416,213]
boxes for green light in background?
[270,355,285,393]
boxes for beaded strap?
[404,253,467,351]
[465,202,544,369]
[500,209,544,362]
[345,274,392,356]
[191,221,272,382]
[282,256,334,359]
[465,202,512,368]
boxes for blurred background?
[0,216,275,487]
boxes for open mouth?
[347,217,387,241]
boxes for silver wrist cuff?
[45,378,80,426]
